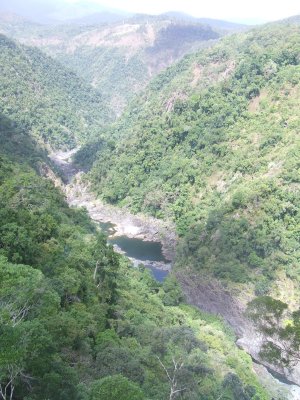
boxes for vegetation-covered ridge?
[0,33,113,150]
[0,115,270,399]
[0,13,228,115]
[78,23,300,295]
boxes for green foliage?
[160,275,185,306]
[0,34,113,149]
[222,373,258,400]
[247,296,288,331]
[89,375,144,400]
[247,297,300,369]
[3,18,298,400]
[57,46,149,116]
[0,118,269,399]
[81,24,300,290]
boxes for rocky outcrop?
[49,150,177,262]
[252,363,300,400]
[65,172,177,261]
[49,148,80,183]
[176,270,300,398]
[176,271,252,335]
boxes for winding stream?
[49,150,173,282]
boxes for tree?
[247,296,300,368]
[157,356,187,400]
[89,375,144,400]
[160,276,185,306]
[222,373,256,400]
[0,326,24,400]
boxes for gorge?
[0,6,299,400]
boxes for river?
[49,149,174,282]
[99,221,169,282]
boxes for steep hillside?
[277,15,300,25]
[0,111,272,399]
[0,13,225,115]
[0,8,299,397]
[0,33,113,149]
[78,22,300,325]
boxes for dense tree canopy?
[0,34,113,149]
[77,24,300,293]
[1,15,299,400]
[0,113,268,399]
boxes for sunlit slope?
[0,13,226,114]
[81,23,300,292]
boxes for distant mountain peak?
[276,14,300,25]
[0,11,28,23]
[163,11,249,31]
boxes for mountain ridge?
[0,11,247,115]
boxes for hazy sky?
[65,0,300,23]
[1,0,299,23]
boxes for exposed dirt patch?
[164,91,188,112]
[248,89,267,113]
[220,60,236,79]
[66,23,155,55]
[265,160,283,178]
[191,64,202,87]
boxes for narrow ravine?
[49,149,300,400]
[49,149,177,281]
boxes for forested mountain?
[162,12,248,32]
[0,33,113,149]
[0,13,238,115]
[76,21,300,352]
[1,3,300,398]
[0,108,270,398]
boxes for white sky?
[66,0,300,23]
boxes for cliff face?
[177,270,300,390]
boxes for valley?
[0,11,244,115]
[0,3,299,400]
[51,150,300,399]
[50,149,174,278]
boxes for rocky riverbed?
[49,150,177,268]
[65,172,177,262]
